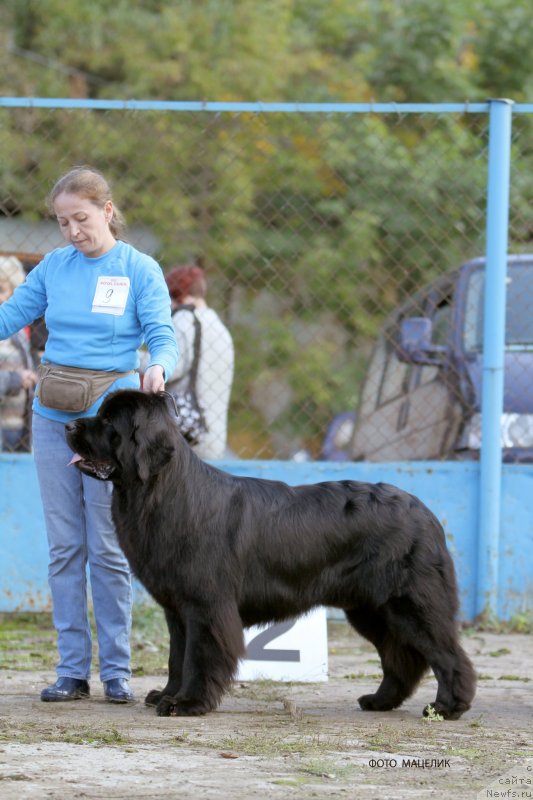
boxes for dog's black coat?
[66,390,476,719]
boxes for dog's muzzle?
[68,453,115,480]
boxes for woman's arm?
[134,256,179,387]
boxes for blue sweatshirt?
[0,241,179,422]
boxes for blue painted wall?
[1,455,532,621]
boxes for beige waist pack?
[37,363,135,413]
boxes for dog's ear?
[133,428,174,483]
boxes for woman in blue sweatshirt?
[0,166,178,704]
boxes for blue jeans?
[32,412,132,682]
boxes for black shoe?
[104,678,135,704]
[41,677,90,702]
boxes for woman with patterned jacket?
[0,255,37,451]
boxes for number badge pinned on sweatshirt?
[92,276,130,315]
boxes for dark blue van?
[322,255,533,462]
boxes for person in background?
[0,256,37,452]
[165,265,234,459]
[29,315,48,363]
[0,166,178,704]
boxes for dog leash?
[161,390,179,417]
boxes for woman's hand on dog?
[143,364,165,393]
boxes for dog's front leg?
[145,608,185,709]
[157,602,245,717]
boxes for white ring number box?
[237,606,328,682]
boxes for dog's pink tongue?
[68,453,83,466]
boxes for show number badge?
[92,276,130,316]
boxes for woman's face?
[54,192,116,258]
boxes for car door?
[393,287,463,459]
[350,331,413,461]
[351,279,463,461]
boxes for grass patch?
[0,721,129,747]
[365,724,403,752]
[0,604,170,675]
[131,603,169,674]
[58,727,130,746]
[207,731,354,758]
[297,757,346,780]
[343,672,382,681]
[443,746,487,761]
[423,706,445,722]
[0,612,56,670]
[464,612,533,634]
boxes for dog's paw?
[358,693,397,712]
[154,693,210,717]
[154,694,208,717]
[170,704,207,717]
[358,693,379,711]
[423,701,470,721]
[155,694,177,716]
[145,689,165,707]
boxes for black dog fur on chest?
[65,390,476,719]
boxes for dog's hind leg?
[345,607,429,713]
[378,598,476,720]
[145,608,185,708]
[421,642,477,720]
[156,601,245,717]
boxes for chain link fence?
[1,103,532,460]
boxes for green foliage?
[1,0,532,456]
[3,1,532,104]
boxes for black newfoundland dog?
[66,389,476,720]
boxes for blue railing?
[1,97,531,620]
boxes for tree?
[1,0,531,456]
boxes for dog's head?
[65,390,177,483]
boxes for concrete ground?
[0,622,532,799]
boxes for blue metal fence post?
[476,99,513,620]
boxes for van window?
[464,270,484,351]
[464,264,533,352]
[506,266,533,349]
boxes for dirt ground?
[0,621,531,800]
